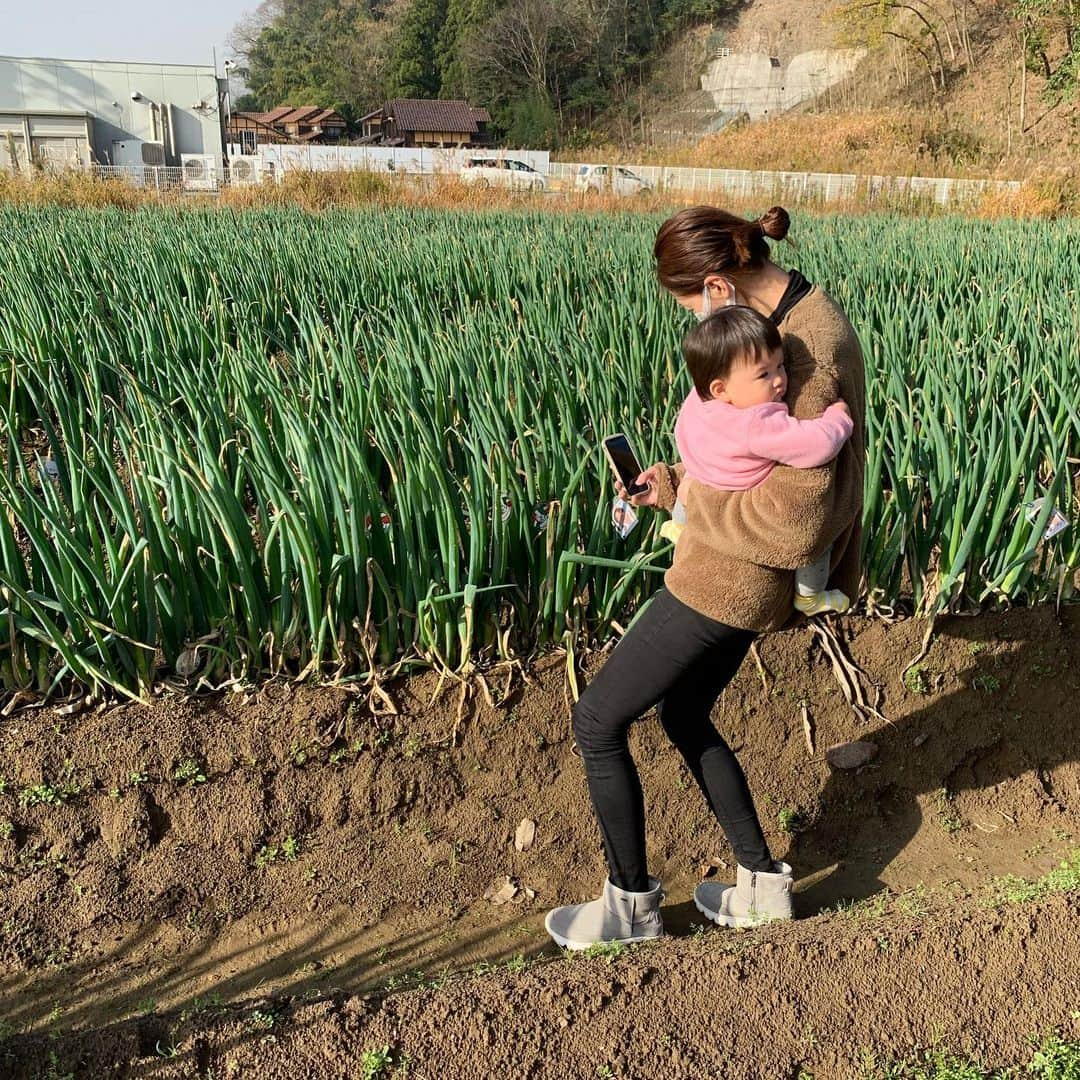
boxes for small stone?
[514,819,536,852]
[826,740,879,770]
[912,732,929,748]
[483,876,519,906]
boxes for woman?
[544,205,866,949]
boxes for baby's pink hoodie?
[675,390,854,492]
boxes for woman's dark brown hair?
[653,205,790,295]
[682,306,783,400]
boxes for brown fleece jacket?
[653,285,866,633]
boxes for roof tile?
[385,99,479,134]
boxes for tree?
[229,0,395,114]
[833,0,950,92]
[437,0,501,99]
[388,0,450,98]
[1011,0,1080,136]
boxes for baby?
[662,305,854,616]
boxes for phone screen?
[603,435,649,496]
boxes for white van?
[575,164,652,196]
[460,156,548,192]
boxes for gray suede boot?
[693,861,793,928]
[544,877,664,951]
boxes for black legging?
[572,587,773,892]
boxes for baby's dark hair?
[682,306,782,400]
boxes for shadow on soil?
[789,610,1079,911]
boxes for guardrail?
[72,162,1023,208]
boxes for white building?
[0,54,224,171]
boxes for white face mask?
[696,280,736,321]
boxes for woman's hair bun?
[758,206,790,242]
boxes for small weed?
[833,891,889,920]
[19,777,80,807]
[361,1047,393,1079]
[1028,1034,1080,1077]
[972,673,1001,695]
[401,735,423,759]
[247,1008,277,1032]
[42,1050,74,1080]
[155,1036,181,1058]
[172,759,206,786]
[108,787,121,800]
[328,747,348,765]
[180,992,223,1024]
[254,836,301,868]
[374,729,393,750]
[0,821,13,840]
[934,789,963,834]
[289,741,311,767]
[988,849,1080,905]
[778,807,808,835]
[967,641,987,656]
[375,945,389,964]
[903,665,930,695]
[505,953,527,973]
[135,997,157,1015]
[896,885,930,918]
[597,1068,614,1079]
[577,940,626,963]
[129,769,149,787]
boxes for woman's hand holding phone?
[616,464,663,507]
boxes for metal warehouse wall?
[0,55,223,166]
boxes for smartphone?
[602,433,650,497]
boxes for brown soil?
[2,606,1079,1076]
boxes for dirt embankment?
[2,606,1079,1076]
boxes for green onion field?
[1,206,1077,699]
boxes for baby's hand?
[833,400,851,418]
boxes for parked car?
[460,156,548,192]
[575,164,652,196]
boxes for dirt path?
[10,890,1079,1079]
[2,607,1079,1074]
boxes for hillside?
[627,0,1080,180]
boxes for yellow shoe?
[659,520,684,544]
[794,590,850,616]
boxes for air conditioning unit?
[180,154,218,191]
[141,142,165,166]
[229,155,262,185]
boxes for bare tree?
[473,0,577,101]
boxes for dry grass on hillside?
[563,110,1026,179]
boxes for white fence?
[550,162,1021,207]
[83,157,1022,208]
[229,143,552,176]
